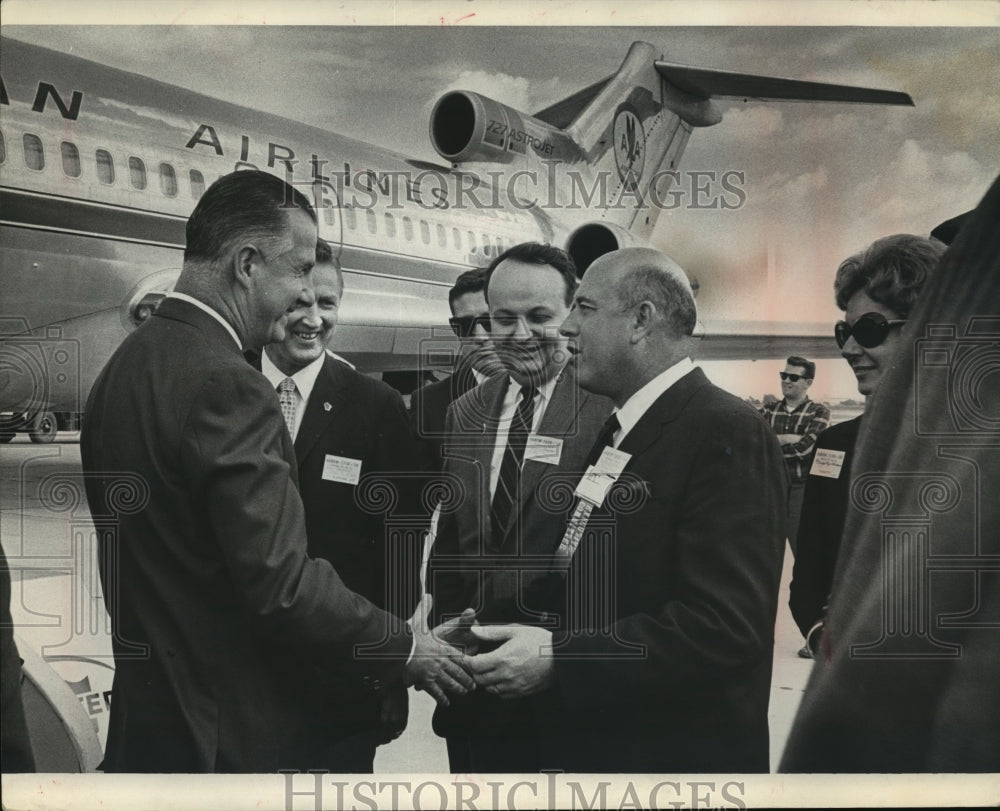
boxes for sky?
[4,1,999,401]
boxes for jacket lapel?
[617,367,709,460]
[293,355,349,464]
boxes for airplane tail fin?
[538,42,912,267]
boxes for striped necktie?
[489,385,537,547]
[277,377,298,438]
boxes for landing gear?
[28,411,58,444]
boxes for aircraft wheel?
[29,411,58,444]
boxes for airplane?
[0,36,912,444]
[0,35,911,768]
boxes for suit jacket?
[427,366,613,742]
[788,416,861,639]
[272,354,423,756]
[80,297,411,773]
[547,367,787,773]
[409,363,479,472]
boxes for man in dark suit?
[426,243,613,772]
[258,238,421,770]
[468,247,787,773]
[80,170,472,773]
[410,267,501,472]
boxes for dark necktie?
[585,412,621,467]
[490,385,537,546]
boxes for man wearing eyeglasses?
[425,242,612,772]
[759,356,831,559]
[410,268,502,472]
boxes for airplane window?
[437,224,447,248]
[468,231,477,253]
[159,163,178,197]
[129,157,147,190]
[365,209,377,234]
[453,228,461,250]
[482,234,491,256]
[23,133,44,171]
[0,129,5,163]
[403,216,413,241]
[385,212,396,238]
[496,237,505,254]
[420,220,431,245]
[323,205,335,227]
[60,142,82,178]
[189,169,205,199]
[96,149,115,184]
[344,206,357,230]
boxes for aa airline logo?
[612,103,645,192]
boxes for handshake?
[402,595,555,706]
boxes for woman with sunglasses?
[789,234,945,658]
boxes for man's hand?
[375,683,409,744]
[465,624,554,699]
[404,595,476,706]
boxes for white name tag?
[322,454,362,485]
[594,446,631,477]
[524,434,564,465]
[810,448,846,479]
[574,465,617,507]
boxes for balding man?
[468,248,787,772]
[81,170,471,772]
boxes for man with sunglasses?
[425,242,612,771]
[789,234,945,660]
[410,268,502,471]
[759,357,830,564]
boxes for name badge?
[594,446,631,477]
[810,448,846,479]
[524,434,564,465]
[322,454,362,485]
[574,465,617,507]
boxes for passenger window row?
[322,201,507,257]
[1,128,206,200]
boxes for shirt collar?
[780,396,811,413]
[503,371,560,409]
[261,348,326,402]
[166,292,242,350]
[614,357,696,445]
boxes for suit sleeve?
[554,404,786,706]
[425,401,474,626]
[788,458,830,638]
[374,385,424,619]
[181,365,412,679]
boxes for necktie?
[277,377,298,438]
[490,385,537,546]
[585,413,621,467]
[557,413,622,561]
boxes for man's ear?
[234,245,258,291]
[630,300,655,343]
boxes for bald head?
[560,248,697,405]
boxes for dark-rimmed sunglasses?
[835,312,906,349]
[779,372,808,382]
[449,315,491,338]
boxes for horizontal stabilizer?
[655,61,913,106]
[533,76,612,128]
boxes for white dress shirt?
[166,292,241,350]
[612,357,696,447]
[487,374,560,498]
[260,349,326,441]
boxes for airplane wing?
[654,61,914,106]
[694,320,841,361]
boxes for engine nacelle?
[430,91,564,164]
[565,222,642,276]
